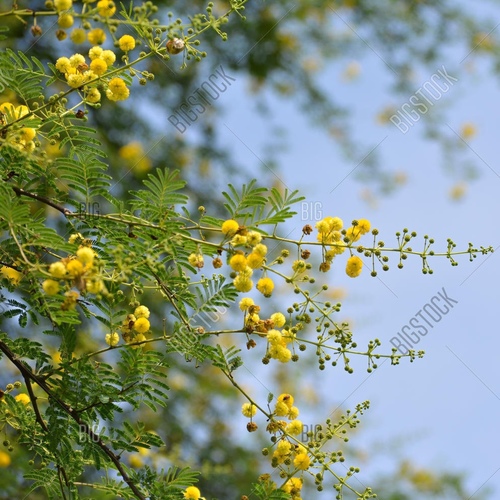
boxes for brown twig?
[11,186,71,216]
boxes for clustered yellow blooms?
[53,0,117,35]
[119,304,151,346]
[188,219,274,296]
[269,394,308,499]
[221,219,274,295]
[0,102,37,152]
[315,216,371,277]
[55,45,131,102]
[42,234,104,310]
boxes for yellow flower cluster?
[55,47,130,102]
[120,304,151,346]
[220,219,271,294]
[265,394,308,499]
[316,217,371,277]
[188,253,204,269]
[0,102,37,153]
[266,327,295,363]
[240,298,287,335]
[43,236,104,309]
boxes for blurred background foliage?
[0,0,497,498]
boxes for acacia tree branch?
[0,340,146,500]
[11,186,71,216]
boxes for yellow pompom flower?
[67,74,85,88]
[233,275,253,293]
[100,49,116,65]
[133,317,150,334]
[345,255,363,278]
[356,218,371,234]
[70,28,86,44]
[267,329,282,345]
[97,0,116,17]
[69,53,85,67]
[256,277,274,297]
[119,34,136,51]
[54,0,73,10]
[134,305,150,319]
[288,406,299,419]
[49,261,67,279]
[229,254,247,272]
[277,393,294,409]
[286,419,303,436]
[270,312,286,327]
[345,226,362,243]
[246,231,262,246]
[241,403,257,417]
[106,77,130,101]
[0,451,11,468]
[230,234,247,247]
[1,266,22,284]
[105,332,119,346]
[326,216,343,231]
[293,453,310,470]
[66,259,84,277]
[88,46,103,60]
[42,279,60,295]
[87,28,106,45]
[58,13,74,28]
[89,58,107,76]
[183,486,203,500]
[276,439,292,456]
[282,477,303,494]
[55,56,72,73]
[76,246,95,265]
[246,252,264,269]
[188,253,204,269]
[275,345,292,363]
[221,219,239,237]
[239,297,254,311]
[274,401,289,417]
[239,266,253,278]
[85,87,101,103]
[253,244,267,257]
[15,393,31,405]
[19,127,36,142]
